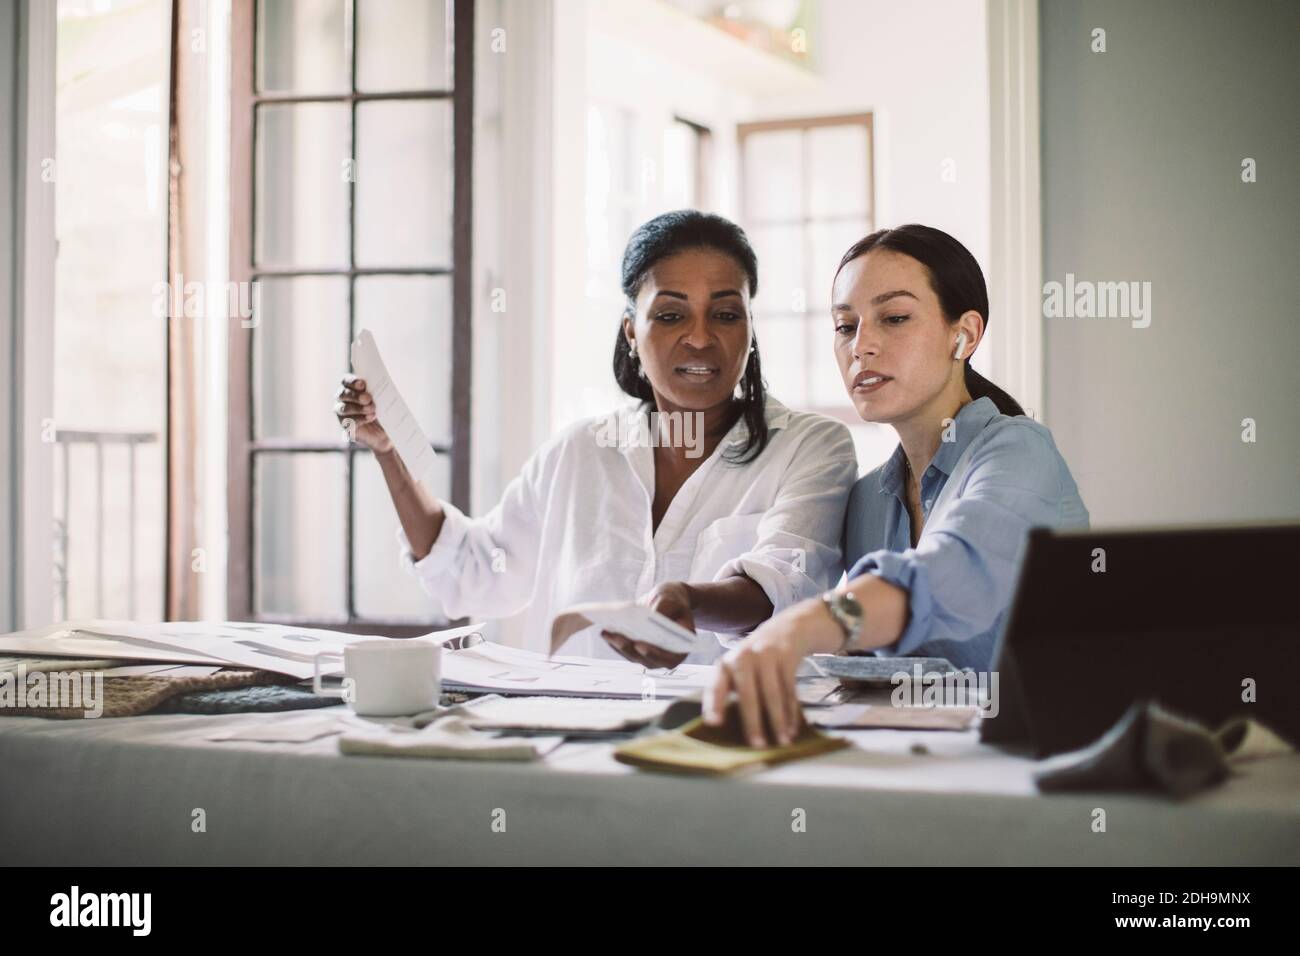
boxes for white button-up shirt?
[399,396,859,661]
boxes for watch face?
[824,593,861,642]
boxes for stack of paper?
[441,641,713,699]
[450,694,668,732]
[0,622,712,700]
[0,621,484,681]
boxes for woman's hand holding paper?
[335,374,394,454]
[600,582,694,669]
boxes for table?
[2,709,1296,865]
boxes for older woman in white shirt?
[335,211,858,663]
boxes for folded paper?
[550,601,712,657]
[350,329,439,489]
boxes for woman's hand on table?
[601,581,694,669]
[704,597,841,748]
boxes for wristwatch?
[820,589,864,653]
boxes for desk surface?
[2,709,1297,865]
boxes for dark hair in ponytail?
[612,209,770,463]
[835,224,1025,417]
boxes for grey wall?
[1040,0,1300,526]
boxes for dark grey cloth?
[1035,699,1255,797]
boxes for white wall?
[538,0,992,471]
[468,0,567,645]
[733,0,993,471]
[474,0,998,593]
[754,0,991,271]
[547,0,764,434]
[1,0,17,629]
[5,0,56,629]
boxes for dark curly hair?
[612,210,769,463]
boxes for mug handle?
[312,652,346,698]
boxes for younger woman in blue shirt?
[705,224,1089,747]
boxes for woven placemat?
[0,669,286,719]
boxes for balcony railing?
[53,429,159,621]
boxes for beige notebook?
[614,701,849,775]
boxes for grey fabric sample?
[1035,699,1293,797]
[156,683,344,714]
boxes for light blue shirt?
[842,397,1089,671]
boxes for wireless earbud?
[952,331,968,361]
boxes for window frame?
[227,0,474,635]
[736,112,874,424]
[671,114,712,209]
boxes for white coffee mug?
[312,639,441,716]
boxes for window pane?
[352,449,451,620]
[54,0,170,622]
[354,276,454,446]
[850,422,897,476]
[355,100,453,267]
[356,0,451,92]
[256,0,349,94]
[749,224,805,316]
[662,121,699,209]
[809,218,870,308]
[254,453,347,618]
[808,123,870,218]
[255,103,351,268]
[806,318,850,408]
[755,314,807,407]
[743,129,802,221]
[252,277,350,442]
[586,103,639,292]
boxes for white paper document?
[101,663,201,677]
[350,328,439,488]
[441,640,713,699]
[0,655,116,673]
[105,620,486,680]
[0,620,485,681]
[0,623,224,667]
[550,601,713,657]
[0,621,712,698]
[453,694,668,732]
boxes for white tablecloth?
[2,709,1296,865]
